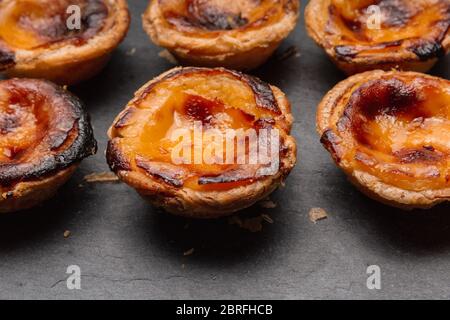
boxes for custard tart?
[305,0,450,75]
[0,78,96,213]
[317,70,450,209]
[0,0,130,85]
[142,0,300,70]
[107,67,297,218]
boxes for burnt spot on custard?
[183,95,218,124]
[345,78,424,122]
[378,0,414,28]
[0,79,96,186]
[80,0,109,38]
[164,0,249,31]
[188,0,248,31]
[341,78,428,148]
[180,94,258,128]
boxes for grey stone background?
[0,1,448,300]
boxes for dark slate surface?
[0,1,449,300]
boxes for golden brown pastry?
[142,0,300,70]
[0,0,130,85]
[317,70,450,209]
[305,0,450,75]
[107,67,297,218]
[0,78,97,213]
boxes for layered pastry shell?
[0,78,97,213]
[317,70,450,209]
[305,0,450,75]
[0,0,130,85]
[142,0,300,70]
[107,67,297,218]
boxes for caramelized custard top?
[0,79,96,185]
[0,0,108,50]
[321,73,450,192]
[108,68,291,191]
[324,0,450,61]
[158,0,298,34]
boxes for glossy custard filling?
[0,80,79,180]
[334,76,450,191]
[159,0,295,33]
[111,70,284,191]
[0,0,108,50]
[326,0,450,60]
[0,83,48,163]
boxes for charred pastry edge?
[317,70,450,210]
[142,0,300,70]
[106,67,297,218]
[0,45,16,71]
[0,0,130,84]
[305,0,450,75]
[0,79,97,187]
[0,165,77,213]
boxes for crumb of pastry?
[126,48,136,56]
[261,214,274,224]
[183,248,195,256]
[158,50,178,64]
[309,207,328,223]
[277,46,300,61]
[84,172,120,183]
[63,230,71,238]
[259,199,277,209]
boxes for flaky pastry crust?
[142,0,300,70]
[317,70,450,209]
